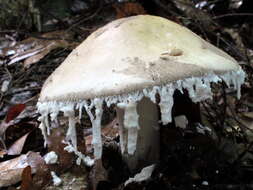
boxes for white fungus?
[61,103,77,149]
[202,181,209,186]
[64,141,94,167]
[159,84,175,124]
[84,98,103,159]
[38,120,48,147]
[51,171,62,186]
[44,151,58,164]
[37,69,245,161]
[117,102,139,154]
[1,80,10,93]
[174,115,188,129]
[37,15,246,171]
[124,164,155,186]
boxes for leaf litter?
[0,0,253,189]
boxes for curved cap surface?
[39,15,240,102]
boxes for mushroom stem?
[116,97,160,171]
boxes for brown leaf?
[0,149,7,157]
[90,159,108,190]
[102,118,119,137]
[23,36,72,68]
[5,104,26,123]
[0,104,26,141]
[23,46,53,68]
[47,127,75,173]
[242,112,253,120]
[113,2,146,19]
[20,166,34,190]
[85,118,118,152]
[0,152,45,188]
[7,132,30,155]
[4,31,77,67]
[0,122,10,140]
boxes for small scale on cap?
[37,15,245,166]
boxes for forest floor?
[0,1,253,190]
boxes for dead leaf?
[102,118,119,137]
[85,118,118,152]
[2,31,77,67]
[0,104,26,144]
[0,149,7,158]
[242,112,253,120]
[23,37,71,68]
[237,115,253,142]
[0,151,45,188]
[13,105,38,122]
[90,159,108,190]
[7,132,30,155]
[0,105,37,137]
[23,46,53,67]
[47,127,75,173]
[246,97,253,108]
[5,104,26,123]
[113,2,146,19]
[20,166,34,190]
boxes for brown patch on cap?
[169,49,183,56]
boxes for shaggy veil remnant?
[37,69,245,163]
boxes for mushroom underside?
[37,69,245,169]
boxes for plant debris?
[0,0,253,189]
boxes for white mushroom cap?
[37,15,245,164]
[39,15,241,102]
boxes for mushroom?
[37,15,245,171]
